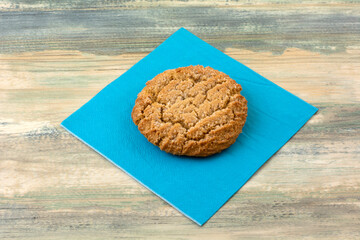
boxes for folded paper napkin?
[61,28,317,225]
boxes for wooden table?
[1,1,359,239]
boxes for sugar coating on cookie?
[132,65,247,157]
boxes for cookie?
[132,65,247,157]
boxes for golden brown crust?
[132,65,247,157]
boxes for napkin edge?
[199,106,318,226]
[60,122,204,226]
[179,27,318,110]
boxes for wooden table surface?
[1,1,359,239]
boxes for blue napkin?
[61,28,317,225]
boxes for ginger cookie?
[132,65,247,157]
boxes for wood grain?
[1,1,360,239]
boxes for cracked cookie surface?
[131,65,247,157]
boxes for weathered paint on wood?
[0,1,359,239]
